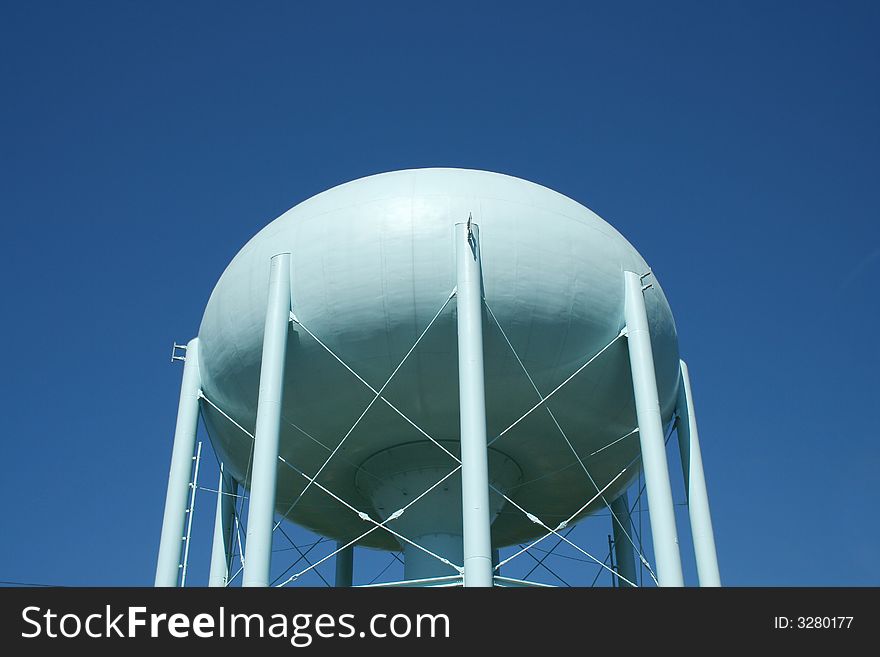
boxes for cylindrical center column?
[335,543,354,587]
[455,221,494,587]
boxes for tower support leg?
[243,253,292,587]
[155,337,201,587]
[208,465,238,587]
[676,359,721,586]
[623,270,684,587]
[335,543,354,587]
[610,492,637,587]
[455,222,494,588]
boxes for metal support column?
[623,270,684,587]
[243,253,292,587]
[155,337,202,587]
[334,543,354,587]
[610,492,637,587]
[208,464,238,587]
[455,221,494,588]
[676,359,721,586]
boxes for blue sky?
[1,1,877,587]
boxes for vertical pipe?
[610,492,637,588]
[208,464,238,587]
[334,543,354,587]
[155,337,201,587]
[676,359,722,586]
[455,221,494,588]
[243,253,292,587]
[623,270,684,587]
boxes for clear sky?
[1,1,877,587]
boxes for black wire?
[517,545,572,587]
[273,525,331,587]
[367,553,402,585]
[589,551,613,588]
[271,537,328,554]
[0,580,62,587]
[522,527,575,580]
[525,545,595,564]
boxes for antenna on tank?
[466,212,477,256]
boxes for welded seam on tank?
[279,287,458,521]
[492,469,638,587]
[198,389,466,585]
[485,303,654,582]
[487,330,626,447]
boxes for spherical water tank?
[197,168,679,561]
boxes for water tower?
[154,168,720,587]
